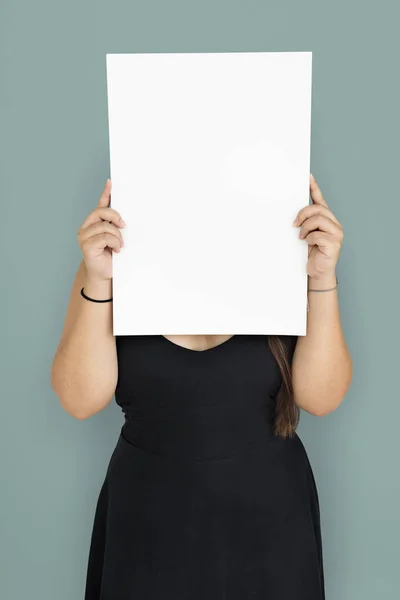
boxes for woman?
[51,173,352,599]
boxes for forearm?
[51,277,118,419]
[292,272,352,416]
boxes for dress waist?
[121,409,276,460]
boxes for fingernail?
[310,173,315,181]
[292,217,298,226]
[120,218,126,226]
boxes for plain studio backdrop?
[1,1,399,599]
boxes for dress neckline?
[160,335,236,353]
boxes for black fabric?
[84,334,325,599]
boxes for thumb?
[98,179,112,207]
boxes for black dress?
[84,334,325,599]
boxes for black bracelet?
[308,276,339,293]
[80,287,113,303]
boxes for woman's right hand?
[78,179,126,283]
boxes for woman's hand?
[293,173,344,281]
[77,179,126,283]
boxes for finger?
[310,174,328,207]
[78,221,124,247]
[81,232,122,255]
[294,203,341,226]
[304,230,335,249]
[299,215,342,240]
[81,206,125,230]
[98,179,112,208]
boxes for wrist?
[308,272,337,291]
[83,276,112,300]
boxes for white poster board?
[106,51,312,336]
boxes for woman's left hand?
[293,174,344,280]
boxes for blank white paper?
[106,51,312,336]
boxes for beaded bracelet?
[80,287,113,303]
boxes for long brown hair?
[268,336,300,439]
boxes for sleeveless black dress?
[84,334,325,599]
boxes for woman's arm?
[50,260,117,420]
[292,272,352,416]
[291,175,352,416]
[50,180,124,419]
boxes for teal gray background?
[1,0,399,598]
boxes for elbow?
[295,397,336,417]
[51,381,113,421]
[294,357,353,417]
[308,404,339,417]
[300,382,351,417]
[61,401,92,420]
[67,411,92,421]
[296,383,352,418]
[50,364,92,421]
[297,398,342,417]
[58,393,94,420]
[53,385,92,420]
[50,355,116,420]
